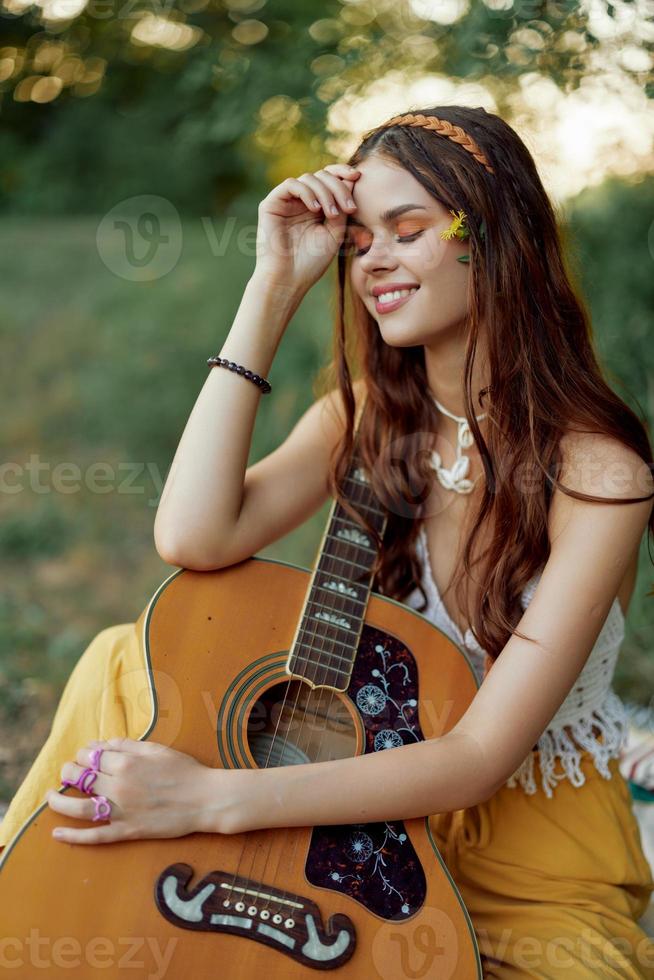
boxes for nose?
[357,235,399,274]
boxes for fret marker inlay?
[336,528,371,547]
[323,580,359,599]
[314,611,353,630]
[287,425,389,687]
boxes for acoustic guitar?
[0,407,483,978]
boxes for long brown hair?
[317,104,654,662]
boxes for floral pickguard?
[305,625,427,920]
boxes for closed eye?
[344,229,424,257]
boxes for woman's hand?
[254,163,361,296]
[45,737,246,844]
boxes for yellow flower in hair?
[440,209,468,240]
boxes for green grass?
[0,214,335,795]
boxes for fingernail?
[347,198,355,208]
[329,205,339,215]
[53,828,64,837]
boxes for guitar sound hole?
[246,679,358,767]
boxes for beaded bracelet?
[207,355,272,394]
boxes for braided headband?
[365,112,495,176]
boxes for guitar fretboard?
[288,462,388,689]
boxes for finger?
[75,745,112,772]
[319,167,360,199]
[296,172,354,218]
[60,761,108,796]
[46,789,99,822]
[294,172,338,217]
[51,822,125,844]
[314,169,359,212]
[91,737,157,755]
[322,163,361,179]
[114,737,163,752]
[269,176,326,215]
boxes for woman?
[2,105,653,977]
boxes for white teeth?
[376,287,418,304]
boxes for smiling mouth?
[373,287,419,313]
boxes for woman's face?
[346,154,471,347]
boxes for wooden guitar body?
[0,557,483,978]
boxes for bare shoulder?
[549,429,654,554]
[557,429,654,499]
[315,377,367,440]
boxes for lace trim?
[505,690,629,798]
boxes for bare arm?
[154,160,361,569]
[153,274,303,566]
[197,436,654,833]
[199,730,490,835]
[154,303,367,571]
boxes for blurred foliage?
[1,0,653,213]
[568,175,654,696]
[569,177,654,417]
[0,210,336,794]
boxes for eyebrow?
[348,204,428,228]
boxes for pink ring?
[89,747,104,770]
[80,768,98,794]
[62,766,98,795]
[92,795,112,821]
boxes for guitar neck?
[288,455,388,690]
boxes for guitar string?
[223,469,373,915]
[219,472,369,914]
[253,469,380,917]
[223,463,379,916]
[260,477,388,920]
[224,417,446,914]
[246,468,382,912]
[254,477,380,909]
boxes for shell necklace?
[429,397,486,495]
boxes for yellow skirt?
[1,623,653,978]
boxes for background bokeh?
[1,0,653,806]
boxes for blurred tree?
[1,0,652,213]
[568,174,654,689]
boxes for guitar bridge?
[155,862,356,969]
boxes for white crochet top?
[404,525,629,798]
